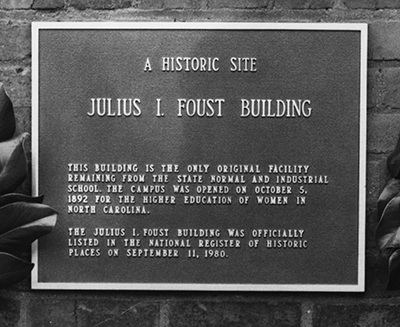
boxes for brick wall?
[1,0,399,326]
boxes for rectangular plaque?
[32,22,367,291]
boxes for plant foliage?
[376,133,400,289]
[0,83,57,288]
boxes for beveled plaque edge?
[31,21,367,292]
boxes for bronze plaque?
[32,22,367,291]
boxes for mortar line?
[301,301,313,327]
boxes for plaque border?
[31,22,367,292]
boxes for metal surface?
[31,22,367,291]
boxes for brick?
[274,0,334,9]
[76,300,159,327]
[366,206,379,249]
[209,0,272,9]
[369,22,400,60]
[314,303,400,326]
[0,22,30,62]
[0,296,20,326]
[309,0,334,9]
[1,66,31,108]
[27,298,76,327]
[343,0,376,9]
[365,248,390,295]
[377,0,400,8]
[275,0,309,9]
[367,113,400,154]
[137,0,163,9]
[0,0,33,9]
[163,0,199,9]
[32,0,64,9]
[368,67,383,109]
[166,302,301,327]
[367,158,388,204]
[14,107,31,135]
[382,67,400,109]
[68,0,132,9]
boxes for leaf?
[0,133,28,195]
[0,252,33,288]
[387,249,400,290]
[377,178,400,219]
[0,83,15,142]
[376,195,400,256]
[0,211,56,255]
[0,202,57,238]
[0,194,44,208]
